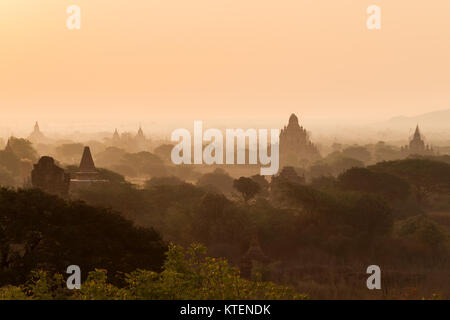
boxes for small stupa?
[76,146,99,180]
[70,146,106,190]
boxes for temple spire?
[137,125,144,137]
[79,146,97,173]
[288,113,299,126]
[413,124,421,139]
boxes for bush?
[0,244,308,300]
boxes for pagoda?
[27,121,46,143]
[279,113,321,166]
[70,146,107,190]
[401,125,435,156]
[76,146,99,180]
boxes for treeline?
[0,244,306,300]
[70,157,450,298]
[0,188,166,286]
[1,138,450,298]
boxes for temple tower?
[28,121,46,143]
[409,125,426,154]
[279,113,321,166]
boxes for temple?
[401,125,435,156]
[31,156,70,196]
[70,146,107,190]
[27,121,47,144]
[279,114,321,166]
[110,126,150,152]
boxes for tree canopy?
[0,188,167,286]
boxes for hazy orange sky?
[1,0,450,132]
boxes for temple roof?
[413,125,422,140]
[78,146,97,173]
[288,113,299,126]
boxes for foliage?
[121,152,167,178]
[308,154,364,179]
[95,147,127,168]
[279,182,393,243]
[397,215,446,248]
[55,143,84,164]
[0,244,307,300]
[233,177,260,203]
[153,144,175,163]
[5,137,39,163]
[0,188,167,286]
[369,159,450,204]
[145,176,184,188]
[338,167,411,202]
[197,168,234,194]
[341,146,372,164]
[0,166,15,187]
[251,174,269,197]
[0,150,20,177]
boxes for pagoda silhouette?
[401,125,435,156]
[70,146,107,190]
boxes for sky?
[1,0,450,134]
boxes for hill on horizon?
[381,109,450,131]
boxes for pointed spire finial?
[413,124,421,139]
[288,113,299,126]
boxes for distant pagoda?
[110,126,149,152]
[401,125,435,156]
[76,146,99,180]
[279,113,321,166]
[70,146,107,190]
[27,121,47,144]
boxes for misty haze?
[0,0,450,302]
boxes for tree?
[95,147,127,168]
[55,143,84,164]
[121,152,167,177]
[271,166,306,204]
[153,144,175,163]
[4,137,38,163]
[0,188,167,286]
[0,150,20,176]
[374,141,402,162]
[338,167,411,202]
[0,244,307,300]
[196,168,234,194]
[251,174,269,197]
[233,177,260,203]
[0,166,15,187]
[397,215,445,248]
[308,162,333,179]
[341,146,372,164]
[145,176,184,188]
[347,194,393,239]
[329,157,364,176]
[279,182,393,240]
[369,159,450,204]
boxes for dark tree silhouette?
[338,167,411,202]
[0,188,167,286]
[369,159,450,204]
[233,177,260,203]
